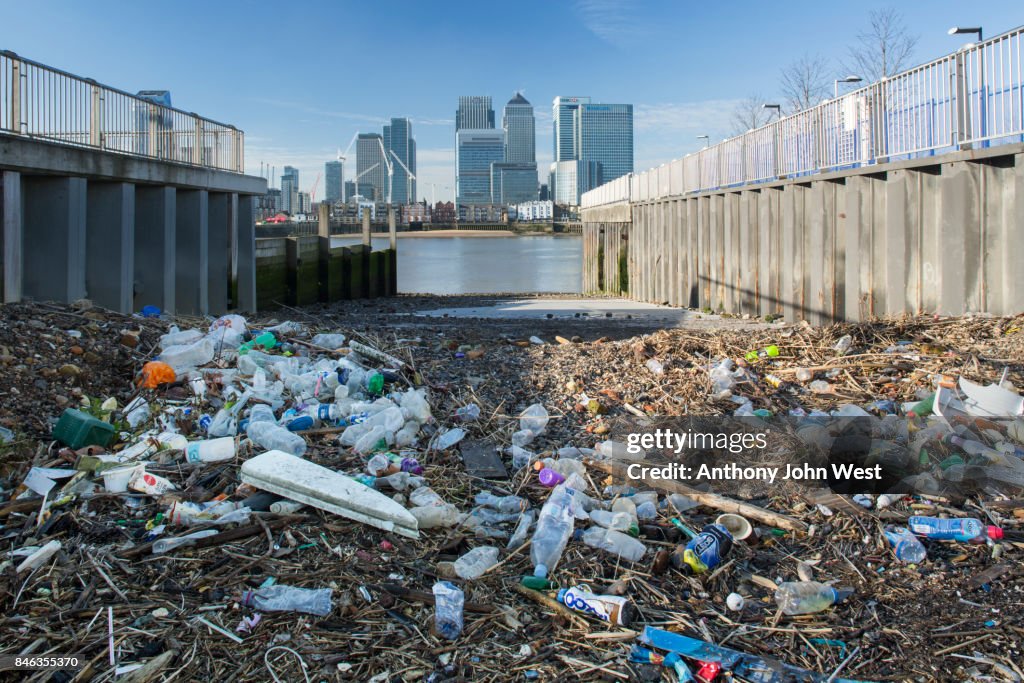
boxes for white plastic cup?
[716,513,753,540]
[103,465,140,493]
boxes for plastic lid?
[831,587,854,604]
[987,526,1003,540]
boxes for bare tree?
[844,8,919,82]
[731,94,773,136]
[780,53,832,113]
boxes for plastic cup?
[715,513,752,540]
[102,465,140,493]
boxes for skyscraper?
[490,162,538,205]
[503,93,535,163]
[456,96,495,130]
[577,103,633,193]
[325,161,343,203]
[552,96,590,162]
[281,166,299,214]
[356,133,386,202]
[456,129,504,205]
[383,117,416,204]
[550,96,632,204]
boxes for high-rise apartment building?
[281,166,299,214]
[356,133,386,203]
[384,117,416,204]
[456,129,504,205]
[325,161,343,203]
[456,96,495,130]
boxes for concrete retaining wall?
[582,146,1024,321]
[255,237,395,310]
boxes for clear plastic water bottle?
[474,492,527,513]
[240,585,333,616]
[774,581,853,615]
[907,516,1002,543]
[184,437,236,464]
[433,427,466,450]
[529,484,577,577]
[508,509,534,550]
[159,337,215,373]
[577,527,647,562]
[455,404,481,422]
[589,509,635,533]
[153,529,219,554]
[453,546,500,580]
[432,581,464,639]
[246,421,307,457]
[884,526,927,563]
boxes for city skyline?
[6,0,1021,201]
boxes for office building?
[356,133,386,203]
[550,96,632,204]
[539,183,549,201]
[456,129,504,205]
[503,93,535,163]
[576,103,633,192]
[325,161,343,203]
[491,162,538,205]
[456,96,495,130]
[297,191,311,215]
[384,117,416,204]
[281,166,299,214]
[344,180,356,202]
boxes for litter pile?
[0,300,1022,682]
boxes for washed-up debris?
[0,298,1022,681]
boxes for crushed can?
[670,523,733,575]
[556,585,635,626]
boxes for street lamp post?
[834,75,862,98]
[948,26,983,42]
[762,103,781,121]
[696,134,709,149]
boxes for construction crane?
[376,137,394,205]
[351,162,380,200]
[389,150,416,203]
[337,132,358,200]
[308,171,322,204]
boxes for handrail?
[1,50,245,173]
[582,24,1024,207]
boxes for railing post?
[193,118,204,165]
[147,104,158,159]
[953,49,971,148]
[10,57,22,134]
[89,84,102,148]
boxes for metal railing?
[582,25,1024,207]
[1,50,244,173]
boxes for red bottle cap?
[987,526,1003,541]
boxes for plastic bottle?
[530,484,577,577]
[510,445,535,469]
[353,425,389,454]
[744,345,780,362]
[557,585,635,626]
[152,529,219,554]
[16,540,62,573]
[246,421,307,457]
[645,359,665,376]
[399,389,432,423]
[589,509,635,533]
[795,368,813,383]
[160,337,216,373]
[808,380,831,394]
[520,403,549,434]
[709,359,739,399]
[907,516,1003,543]
[433,427,466,450]
[884,526,927,563]
[240,585,333,616]
[508,509,534,550]
[474,492,527,513]
[311,333,346,349]
[410,504,460,528]
[611,498,639,536]
[578,527,647,562]
[453,546,500,580]
[538,467,565,487]
[635,501,658,520]
[159,327,204,349]
[184,437,236,464]
[432,581,464,639]
[363,370,385,396]
[774,581,853,615]
[455,404,481,422]
[670,524,733,574]
[833,335,853,355]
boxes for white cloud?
[574,0,647,46]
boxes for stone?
[58,364,81,377]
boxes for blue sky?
[4,0,1021,201]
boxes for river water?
[330,235,582,294]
